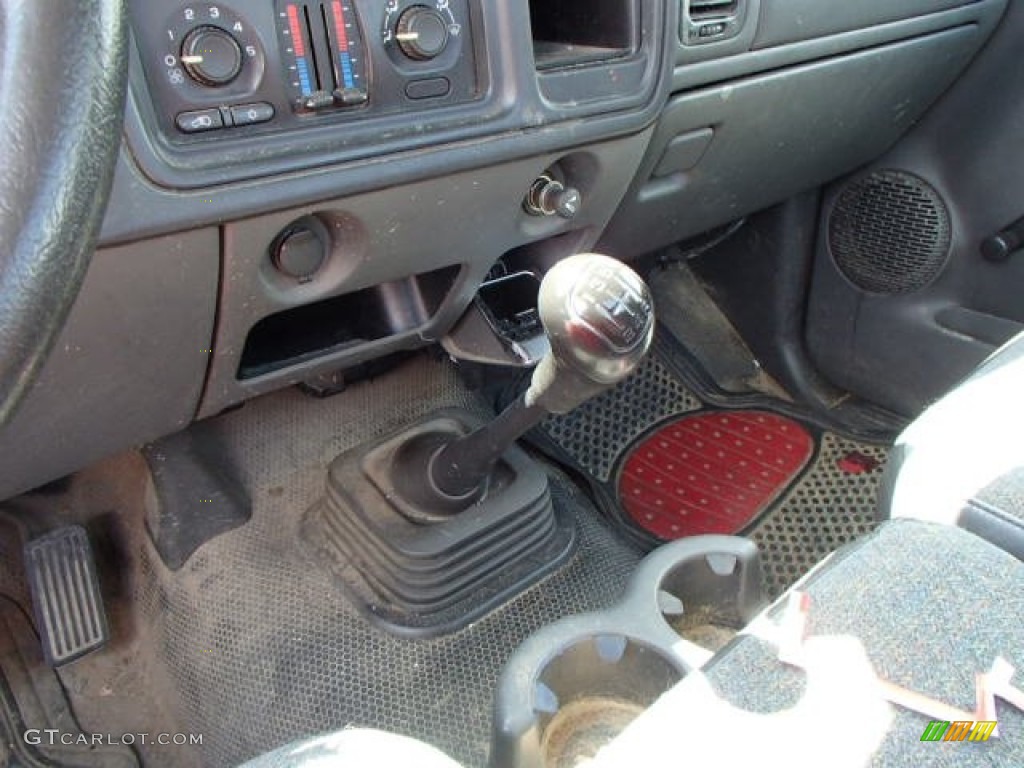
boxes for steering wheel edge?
[0,0,129,428]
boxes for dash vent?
[687,0,738,17]
[682,0,743,44]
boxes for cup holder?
[627,535,766,654]
[491,623,686,768]
[535,635,682,768]
[491,536,765,768]
[657,551,752,651]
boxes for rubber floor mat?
[746,433,888,598]
[619,411,815,539]
[532,349,890,600]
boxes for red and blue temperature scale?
[276,0,367,109]
[285,3,314,96]
[329,1,358,91]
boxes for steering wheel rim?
[0,0,128,428]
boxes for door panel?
[806,1,1024,417]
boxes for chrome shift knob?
[526,253,655,414]
[427,254,654,500]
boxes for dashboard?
[122,0,665,190]
[0,0,1008,500]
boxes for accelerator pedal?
[24,526,108,666]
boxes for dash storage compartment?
[238,266,459,379]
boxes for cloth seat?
[238,728,464,768]
[881,330,1024,560]
[591,518,1024,767]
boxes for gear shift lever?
[311,254,654,629]
[429,253,655,500]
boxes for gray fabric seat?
[592,518,1024,767]
[882,331,1024,560]
[239,728,464,768]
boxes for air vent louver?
[688,0,737,17]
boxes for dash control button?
[698,22,727,38]
[176,108,224,134]
[230,102,276,126]
[405,77,451,100]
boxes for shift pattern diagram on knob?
[570,261,652,352]
[535,253,655,393]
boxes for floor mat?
[132,355,645,768]
[619,411,815,539]
[746,433,888,598]
[533,346,889,600]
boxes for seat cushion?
[882,330,1024,560]
[238,728,463,768]
[589,519,1024,767]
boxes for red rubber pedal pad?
[618,411,814,539]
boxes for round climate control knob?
[181,26,243,86]
[395,6,449,61]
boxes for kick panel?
[130,0,483,143]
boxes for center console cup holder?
[536,634,681,768]
[630,535,765,653]
[491,536,765,768]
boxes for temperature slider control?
[276,0,369,113]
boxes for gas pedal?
[24,525,109,666]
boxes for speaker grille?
[829,170,951,295]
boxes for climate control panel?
[275,0,369,112]
[129,0,483,142]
